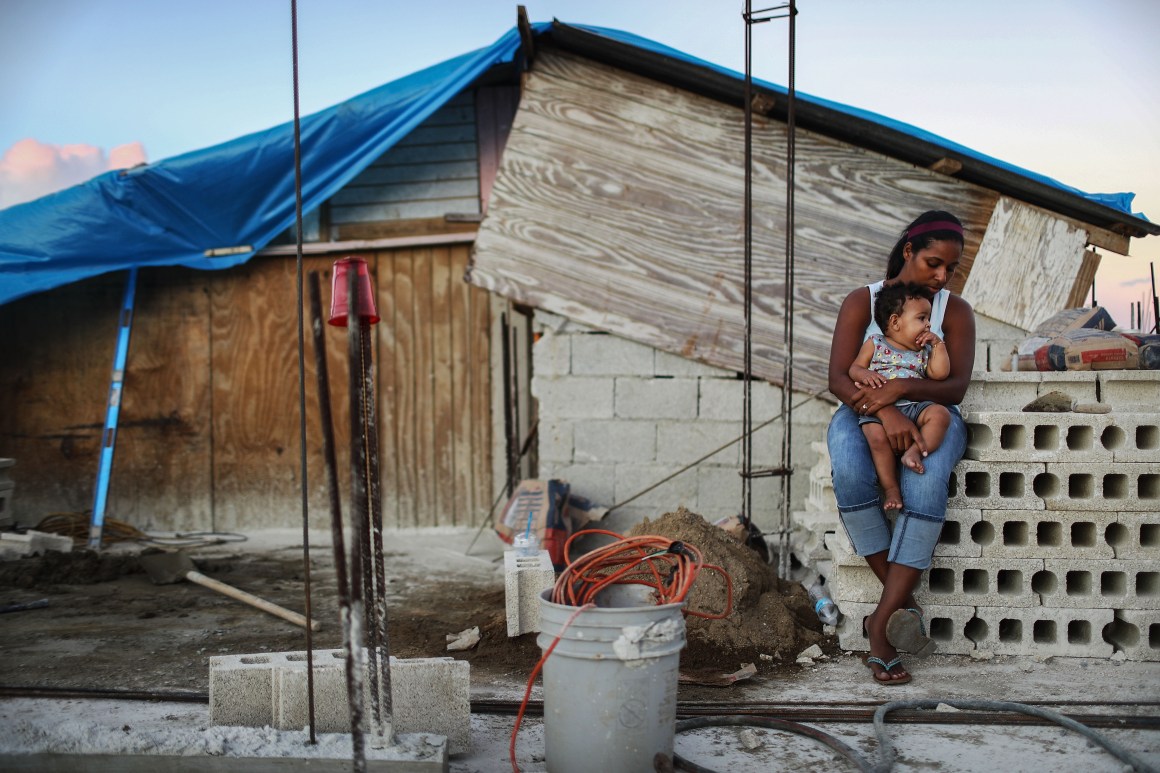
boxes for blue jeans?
[827,403,966,570]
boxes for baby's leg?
[901,404,952,474]
[861,422,903,511]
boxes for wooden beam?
[1067,249,1102,308]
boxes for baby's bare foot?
[901,446,925,474]
[882,487,903,512]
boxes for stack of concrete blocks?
[0,458,14,530]
[209,650,470,753]
[787,440,841,577]
[832,370,1160,661]
[531,311,833,535]
[505,548,556,637]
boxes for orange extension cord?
[509,530,734,772]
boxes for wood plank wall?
[330,93,482,227]
[470,50,1000,395]
[0,246,492,533]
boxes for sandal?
[862,654,912,686]
[886,607,937,658]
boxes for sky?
[2,0,1158,329]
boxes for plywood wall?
[0,246,493,533]
[470,50,999,395]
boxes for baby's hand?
[850,366,886,388]
[916,331,944,349]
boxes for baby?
[848,282,952,512]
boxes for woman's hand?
[849,378,906,415]
[877,405,928,456]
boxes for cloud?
[0,138,147,210]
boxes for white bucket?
[537,588,686,772]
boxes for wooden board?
[469,50,998,395]
[962,196,1089,332]
[0,275,125,523]
[108,267,213,532]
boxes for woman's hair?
[874,282,931,333]
[885,210,964,280]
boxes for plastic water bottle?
[807,578,840,626]
[512,531,539,557]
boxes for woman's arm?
[828,288,874,406]
[852,295,975,413]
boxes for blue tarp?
[0,22,1147,307]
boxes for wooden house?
[0,20,1154,536]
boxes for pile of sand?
[627,507,825,671]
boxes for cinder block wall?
[818,369,1160,661]
[531,312,834,535]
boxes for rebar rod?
[362,318,393,742]
[346,268,369,773]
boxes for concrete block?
[697,378,782,421]
[391,657,471,754]
[947,459,1047,510]
[969,606,1114,658]
[1039,462,1160,512]
[1098,370,1160,412]
[835,600,978,655]
[531,376,614,419]
[613,463,697,509]
[615,377,698,419]
[826,529,860,568]
[964,411,1116,463]
[572,334,655,376]
[273,654,359,734]
[693,465,744,520]
[210,652,280,727]
[1107,414,1160,463]
[574,420,655,463]
[808,464,836,513]
[1040,558,1160,610]
[976,510,1117,560]
[933,508,983,558]
[1110,512,1160,559]
[537,418,573,464]
[1106,609,1160,662]
[505,549,556,637]
[960,373,1043,413]
[655,349,732,378]
[533,328,571,377]
[656,421,748,465]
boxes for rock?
[797,643,824,660]
[970,650,994,661]
[934,703,961,713]
[738,728,762,750]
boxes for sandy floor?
[1,527,1158,771]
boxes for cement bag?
[1017,306,1119,371]
[496,480,608,569]
[1046,329,1138,371]
[1120,334,1160,369]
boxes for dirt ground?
[0,516,831,697]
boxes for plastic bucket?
[537,588,686,772]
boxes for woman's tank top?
[862,280,949,342]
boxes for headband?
[906,220,963,239]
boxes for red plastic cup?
[328,257,380,326]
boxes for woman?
[826,210,974,685]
